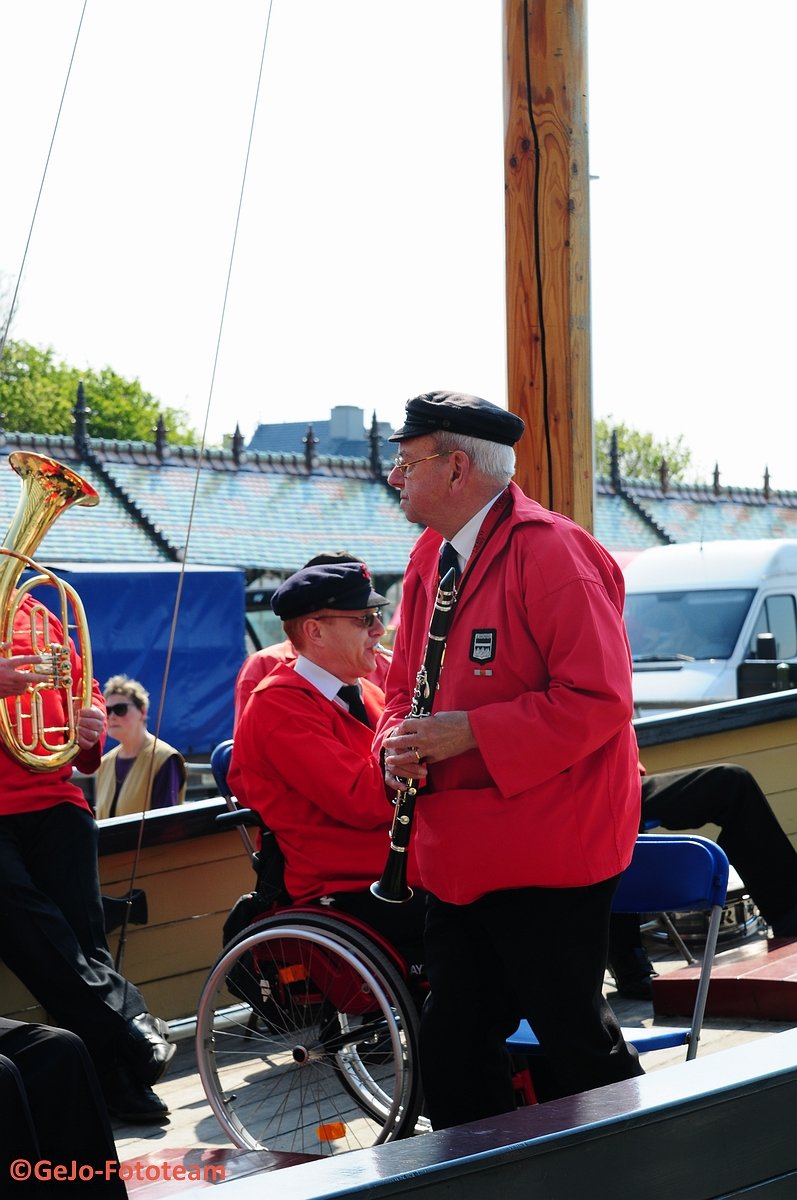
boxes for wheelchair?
[195,742,427,1157]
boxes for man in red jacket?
[0,596,175,1124]
[230,561,426,971]
[377,391,644,1127]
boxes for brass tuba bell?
[0,452,99,771]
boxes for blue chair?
[210,738,258,864]
[210,738,234,798]
[507,834,730,1066]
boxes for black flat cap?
[271,562,388,620]
[388,391,525,446]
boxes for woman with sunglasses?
[94,675,186,820]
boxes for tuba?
[0,452,98,771]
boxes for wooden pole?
[503,0,593,530]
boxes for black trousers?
[0,804,148,1066]
[0,1018,126,1196]
[420,878,644,1129]
[609,764,797,963]
[313,888,428,979]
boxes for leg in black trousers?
[0,805,173,1121]
[642,764,797,926]
[316,888,428,977]
[0,1018,127,1196]
[420,878,643,1129]
[0,806,148,1062]
[608,764,797,995]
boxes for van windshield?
[624,589,755,662]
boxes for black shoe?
[124,1012,176,1086]
[771,906,797,939]
[102,1064,170,1124]
[607,947,657,1001]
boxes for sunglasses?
[106,702,135,717]
[316,609,384,629]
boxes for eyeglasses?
[106,702,134,717]
[316,609,384,629]
[391,451,451,477]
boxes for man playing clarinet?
[376,391,644,1128]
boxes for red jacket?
[0,595,104,816]
[375,484,641,903]
[229,664,419,903]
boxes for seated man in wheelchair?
[229,560,427,983]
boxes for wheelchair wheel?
[196,910,423,1155]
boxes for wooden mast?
[503,0,593,530]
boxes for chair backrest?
[210,738,261,867]
[612,834,729,916]
[210,738,234,799]
[210,739,288,898]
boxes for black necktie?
[338,684,371,728]
[439,540,461,583]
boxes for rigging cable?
[0,1,88,362]
[521,0,554,511]
[0,0,276,969]
[115,0,276,969]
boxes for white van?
[622,539,797,715]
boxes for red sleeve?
[232,682,391,830]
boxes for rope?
[0,1,88,363]
[115,0,277,968]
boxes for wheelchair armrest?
[215,808,262,830]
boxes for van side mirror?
[754,633,777,660]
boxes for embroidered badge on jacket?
[470,629,496,664]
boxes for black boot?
[100,1063,170,1124]
[607,946,657,1001]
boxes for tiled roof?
[95,459,419,575]
[593,487,665,552]
[626,487,797,543]
[3,430,797,576]
[0,437,169,563]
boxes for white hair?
[433,431,516,486]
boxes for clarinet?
[371,566,458,903]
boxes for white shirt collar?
[447,489,506,572]
[294,656,353,709]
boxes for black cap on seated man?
[271,561,388,620]
[389,390,525,446]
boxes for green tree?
[0,339,198,444]
[595,416,694,483]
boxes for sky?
[1,1,795,490]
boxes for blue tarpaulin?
[27,563,246,757]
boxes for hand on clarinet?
[383,710,476,790]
